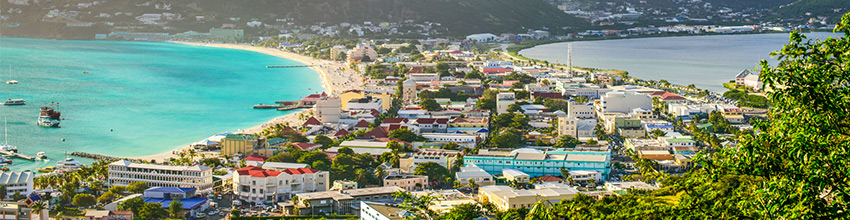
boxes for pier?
[266,65,314,68]
[0,150,35,161]
[252,101,313,111]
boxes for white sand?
[131,42,363,162]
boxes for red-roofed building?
[301,92,328,105]
[234,166,329,204]
[531,92,564,100]
[534,175,565,183]
[354,120,371,130]
[363,127,389,139]
[412,118,449,133]
[333,129,350,138]
[302,117,321,127]
[244,155,268,162]
[291,142,322,151]
[650,91,688,104]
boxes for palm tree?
[302,199,312,215]
[467,179,477,193]
[374,166,386,186]
[354,169,369,187]
[30,200,46,219]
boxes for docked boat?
[37,166,54,173]
[1,118,16,153]
[0,166,9,171]
[37,107,61,128]
[36,152,48,160]
[0,157,11,164]
[56,158,81,170]
[3,99,25,106]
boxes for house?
[600,92,652,114]
[361,202,414,220]
[291,142,322,151]
[234,166,329,204]
[84,210,133,220]
[496,92,516,114]
[503,169,530,183]
[449,117,488,128]
[243,155,268,162]
[399,149,460,174]
[221,134,263,156]
[346,96,384,112]
[383,175,429,191]
[411,118,449,133]
[142,187,209,217]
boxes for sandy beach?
[131,42,363,162]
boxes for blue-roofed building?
[142,187,209,217]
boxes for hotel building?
[107,160,214,194]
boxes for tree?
[489,128,524,148]
[414,162,450,182]
[97,191,116,204]
[0,185,6,200]
[169,200,184,218]
[313,135,334,149]
[393,191,437,220]
[127,182,149,194]
[72,193,96,208]
[30,200,46,219]
[649,129,667,138]
[442,142,460,150]
[108,185,126,195]
[389,128,418,142]
[542,98,568,112]
[337,147,355,155]
[438,203,484,220]
[117,197,145,216]
[420,98,443,111]
[554,135,581,148]
[139,202,168,220]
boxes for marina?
[0,149,36,161]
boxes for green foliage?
[476,89,499,111]
[419,88,472,101]
[169,200,184,218]
[413,162,451,182]
[489,128,524,148]
[313,135,334,149]
[72,193,96,208]
[331,152,376,182]
[649,129,667,138]
[442,142,460,150]
[503,72,536,84]
[491,112,530,131]
[117,197,145,216]
[420,98,443,111]
[542,98,568,112]
[438,203,484,220]
[554,135,581,148]
[139,202,169,220]
[389,128,418,142]
[127,182,149,194]
[97,191,116,204]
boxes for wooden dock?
[253,104,283,109]
[0,150,35,161]
[252,100,312,111]
[266,65,314,68]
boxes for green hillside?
[771,0,848,23]
[0,0,588,39]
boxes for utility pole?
[568,43,573,75]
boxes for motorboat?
[38,107,61,128]
[2,99,24,106]
[56,158,81,170]
[36,152,48,160]
[37,166,55,173]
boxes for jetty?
[266,65,313,68]
[253,104,283,109]
[0,150,35,161]
[70,152,149,163]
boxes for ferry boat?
[37,166,54,173]
[3,99,24,106]
[38,107,61,128]
[36,152,48,160]
[56,158,81,170]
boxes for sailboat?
[0,118,17,153]
[5,65,17,84]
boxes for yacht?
[0,118,16,153]
[38,107,61,128]
[56,158,82,170]
[0,157,11,164]
[5,80,17,85]
[3,99,25,106]
[36,152,48,160]
[37,166,55,173]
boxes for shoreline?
[130,41,364,162]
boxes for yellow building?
[339,90,392,111]
[478,185,578,211]
[221,134,260,156]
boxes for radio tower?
[568,43,574,75]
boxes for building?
[568,102,595,119]
[502,169,530,183]
[557,116,596,139]
[315,98,341,124]
[233,166,329,204]
[478,185,578,211]
[209,28,243,41]
[402,79,417,103]
[383,175,429,191]
[347,44,378,62]
[330,180,358,191]
[0,172,33,201]
[83,210,133,220]
[107,160,213,194]
[411,118,449,133]
[604,181,658,194]
[599,91,651,114]
[409,73,440,82]
[496,92,516,114]
[568,170,602,183]
[360,202,412,220]
[221,134,262,156]
[340,91,393,111]
[142,187,209,217]
[400,149,460,174]
[455,165,495,186]
[421,133,479,148]
[464,148,611,178]
[286,186,404,215]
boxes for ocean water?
[519,32,842,92]
[0,38,323,171]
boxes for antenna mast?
[568,43,573,75]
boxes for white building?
[455,165,494,186]
[346,96,384,112]
[503,169,530,183]
[421,133,479,145]
[347,44,378,62]
[233,166,329,204]
[0,172,33,200]
[568,170,601,183]
[557,116,596,138]
[409,73,440,82]
[400,149,460,173]
[568,101,595,119]
[600,91,651,114]
[466,33,498,42]
[315,98,341,124]
[402,79,417,103]
[108,160,213,194]
[496,92,516,114]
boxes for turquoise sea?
[520,32,841,92]
[0,37,323,172]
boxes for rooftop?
[110,160,212,172]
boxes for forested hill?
[771,0,848,23]
[0,0,588,39]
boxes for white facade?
[233,166,329,204]
[421,133,478,143]
[108,160,213,194]
[503,169,530,183]
[496,92,515,114]
[346,96,383,112]
[455,165,494,186]
[409,73,440,82]
[568,102,595,119]
[402,79,417,103]
[600,92,652,114]
[557,116,596,138]
[315,98,341,123]
[0,172,33,200]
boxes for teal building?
[464,148,611,178]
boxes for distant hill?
[0,0,588,39]
[770,0,848,23]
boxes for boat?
[56,158,81,170]
[5,66,16,84]
[0,166,8,171]
[37,166,54,173]
[37,106,61,128]
[0,118,16,153]
[3,99,25,106]
[0,157,11,164]
[36,152,48,160]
